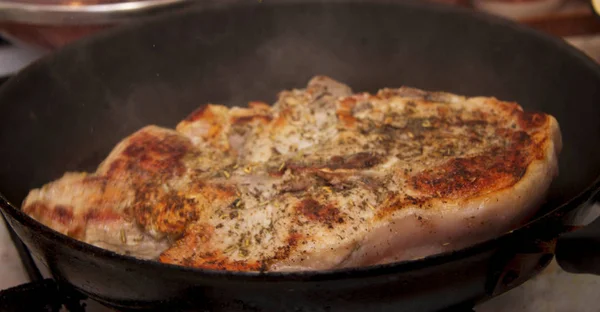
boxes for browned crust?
[373,103,550,221]
[22,200,122,239]
[517,111,549,130]
[286,152,383,173]
[179,105,228,141]
[231,114,273,125]
[411,128,537,200]
[106,131,191,181]
[296,198,345,227]
[159,223,264,271]
[133,181,236,237]
[336,97,358,127]
[132,187,199,235]
[268,232,302,266]
[23,201,74,226]
[184,105,210,122]
[411,150,526,199]
[159,225,303,271]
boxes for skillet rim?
[1,0,600,282]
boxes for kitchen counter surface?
[0,218,28,290]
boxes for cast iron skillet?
[0,1,600,311]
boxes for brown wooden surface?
[521,12,600,36]
[450,0,600,36]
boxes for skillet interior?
[0,1,600,310]
[0,2,598,211]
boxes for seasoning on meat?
[22,76,562,271]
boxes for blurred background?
[0,0,600,65]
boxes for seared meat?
[23,76,561,271]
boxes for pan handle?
[0,279,61,312]
[0,279,87,312]
[555,195,600,275]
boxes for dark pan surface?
[0,1,600,311]
[1,1,599,209]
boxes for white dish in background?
[0,0,197,50]
[472,0,564,19]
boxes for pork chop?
[22,76,561,271]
